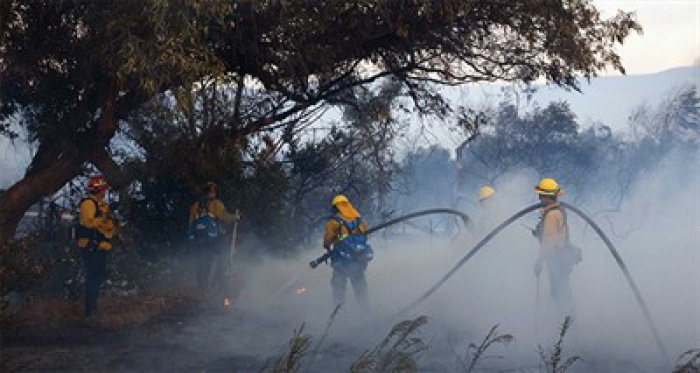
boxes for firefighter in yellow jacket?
[189,182,240,292]
[323,195,373,309]
[76,175,115,318]
[533,178,581,313]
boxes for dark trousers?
[331,266,368,310]
[80,249,106,317]
[196,244,223,292]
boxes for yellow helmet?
[535,178,561,197]
[477,186,495,201]
[332,195,350,206]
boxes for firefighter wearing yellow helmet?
[477,185,496,203]
[533,177,581,314]
[322,195,373,309]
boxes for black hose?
[395,202,669,363]
[310,208,474,268]
[365,208,473,235]
[560,202,670,363]
[396,203,542,314]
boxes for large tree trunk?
[0,152,83,242]
[0,78,122,243]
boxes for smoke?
[134,148,698,372]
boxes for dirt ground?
[0,293,269,372]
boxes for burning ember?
[295,286,308,295]
[224,297,232,307]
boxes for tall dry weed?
[451,324,514,372]
[350,315,429,373]
[537,316,581,373]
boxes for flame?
[224,297,232,307]
[295,286,308,295]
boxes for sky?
[594,0,700,75]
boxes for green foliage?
[1,0,642,242]
[0,234,50,296]
[458,100,602,194]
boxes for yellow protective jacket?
[189,198,236,226]
[77,197,115,250]
[538,203,568,254]
[323,213,366,249]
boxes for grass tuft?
[304,303,342,372]
[450,324,514,372]
[538,315,581,373]
[350,315,429,372]
[261,323,312,373]
[673,349,700,373]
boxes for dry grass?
[304,303,342,372]
[261,324,312,373]
[2,290,201,332]
[673,349,700,373]
[450,324,514,372]
[537,316,581,373]
[350,315,429,373]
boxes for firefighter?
[477,185,496,206]
[75,175,115,318]
[323,195,374,310]
[188,182,240,292]
[474,185,499,233]
[533,178,581,314]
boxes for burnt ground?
[0,290,371,372]
[0,293,270,372]
[0,294,683,373]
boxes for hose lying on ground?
[309,208,473,268]
[396,202,669,364]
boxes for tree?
[0,0,229,241]
[458,100,602,199]
[1,0,641,241]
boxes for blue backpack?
[331,217,374,265]
[188,199,219,243]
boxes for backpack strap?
[197,198,213,218]
[334,216,363,235]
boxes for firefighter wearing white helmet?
[322,195,373,309]
[533,178,581,314]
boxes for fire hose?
[309,208,473,268]
[395,202,669,363]
[307,204,668,362]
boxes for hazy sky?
[594,0,699,74]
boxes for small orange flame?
[295,286,308,295]
[224,297,232,307]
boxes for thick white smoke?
[158,150,698,372]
